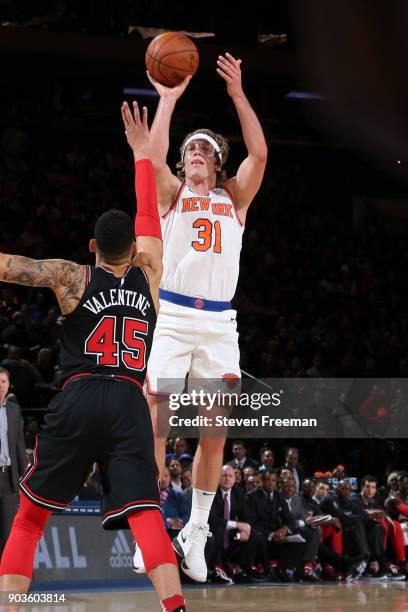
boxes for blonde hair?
[176,128,230,187]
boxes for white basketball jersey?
[160,182,244,301]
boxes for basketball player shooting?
[136,52,267,582]
[0,103,186,612]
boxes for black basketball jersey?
[59,265,156,387]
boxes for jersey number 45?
[85,315,147,371]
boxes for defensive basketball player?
[138,52,267,581]
[0,103,186,612]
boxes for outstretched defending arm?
[0,254,86,315]
[217,53,268,217]
[121,101,163,310]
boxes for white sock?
[189,488,215,524]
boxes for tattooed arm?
[0,254,86,315]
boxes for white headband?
[182,133,223,164]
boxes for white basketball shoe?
[173,522,211,582]
[132,541,145,574]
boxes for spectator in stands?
[245,474,259,493]
[165,437,191,462]
[23,417,40,451]
[181,469,193,511]
[77,472,103,501]
[320,480,370,568]
[278,467,294,486]
[246,470,309,582]
[306,354,331,378]
[378,471,399,504]
[258,448,275,472]
[243,466,256,480]
[181,468,192,490]
[33,348,56,384]
[1,346,40,407]
[168,458,183,493]
[178,453,194,470]
[41,307,61,345]
[278,448,304,492]
[227,440,259,471]
[313,480,330,506]
[300,478,365,581]
[1,312,29,348]
[159,467,190,540]
[352,476,405,579]
[206,465,258,585]
[281,477,320,581]
[233,466,244,488]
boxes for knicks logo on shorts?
[222,373,240,390]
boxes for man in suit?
[246,470,307,581]
[227,440,259,471]
[0,367,27,555]
[278,448,304,492]
[206,464,257,584]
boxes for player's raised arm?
[0,253,86,314]
[217,53,268,214]
[121,101,163,306]
[145,73,191,210]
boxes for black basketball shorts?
[20,375,161,530]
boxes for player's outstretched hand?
[216,52,244,98]
[146,71,192,100]
[121,101,149,160]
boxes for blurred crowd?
[133,438,408,584]
[1,96,408,488]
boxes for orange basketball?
[145,32,199,87]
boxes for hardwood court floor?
[20,582,408,611]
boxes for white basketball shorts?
[146,300,241,395]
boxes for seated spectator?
[300,479,363,581]
[246,470,310,582]
[77,472,103,501]
[160,467,190,539]
[352,475,405,579]
[227,440,259,471]
[181,468,192,490]
[206,465,258,585]
[1,346,40,407]
[258,448,275,472]
[165,437,191,462]
[24,417,40,450]
[281,477,320,581]
[33,348,56,383]
[2,312,29,347]
[178,453,194,469]
[167,458,183,493]
[320,480,370,568]
[233,466,244,488]
[181,469,193,511]
[243,465,256,482]
[245,474,260,493]
[313,480,330,507]
[42,307,61,344]
[378,471,399,504]
[278,467,293,487]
